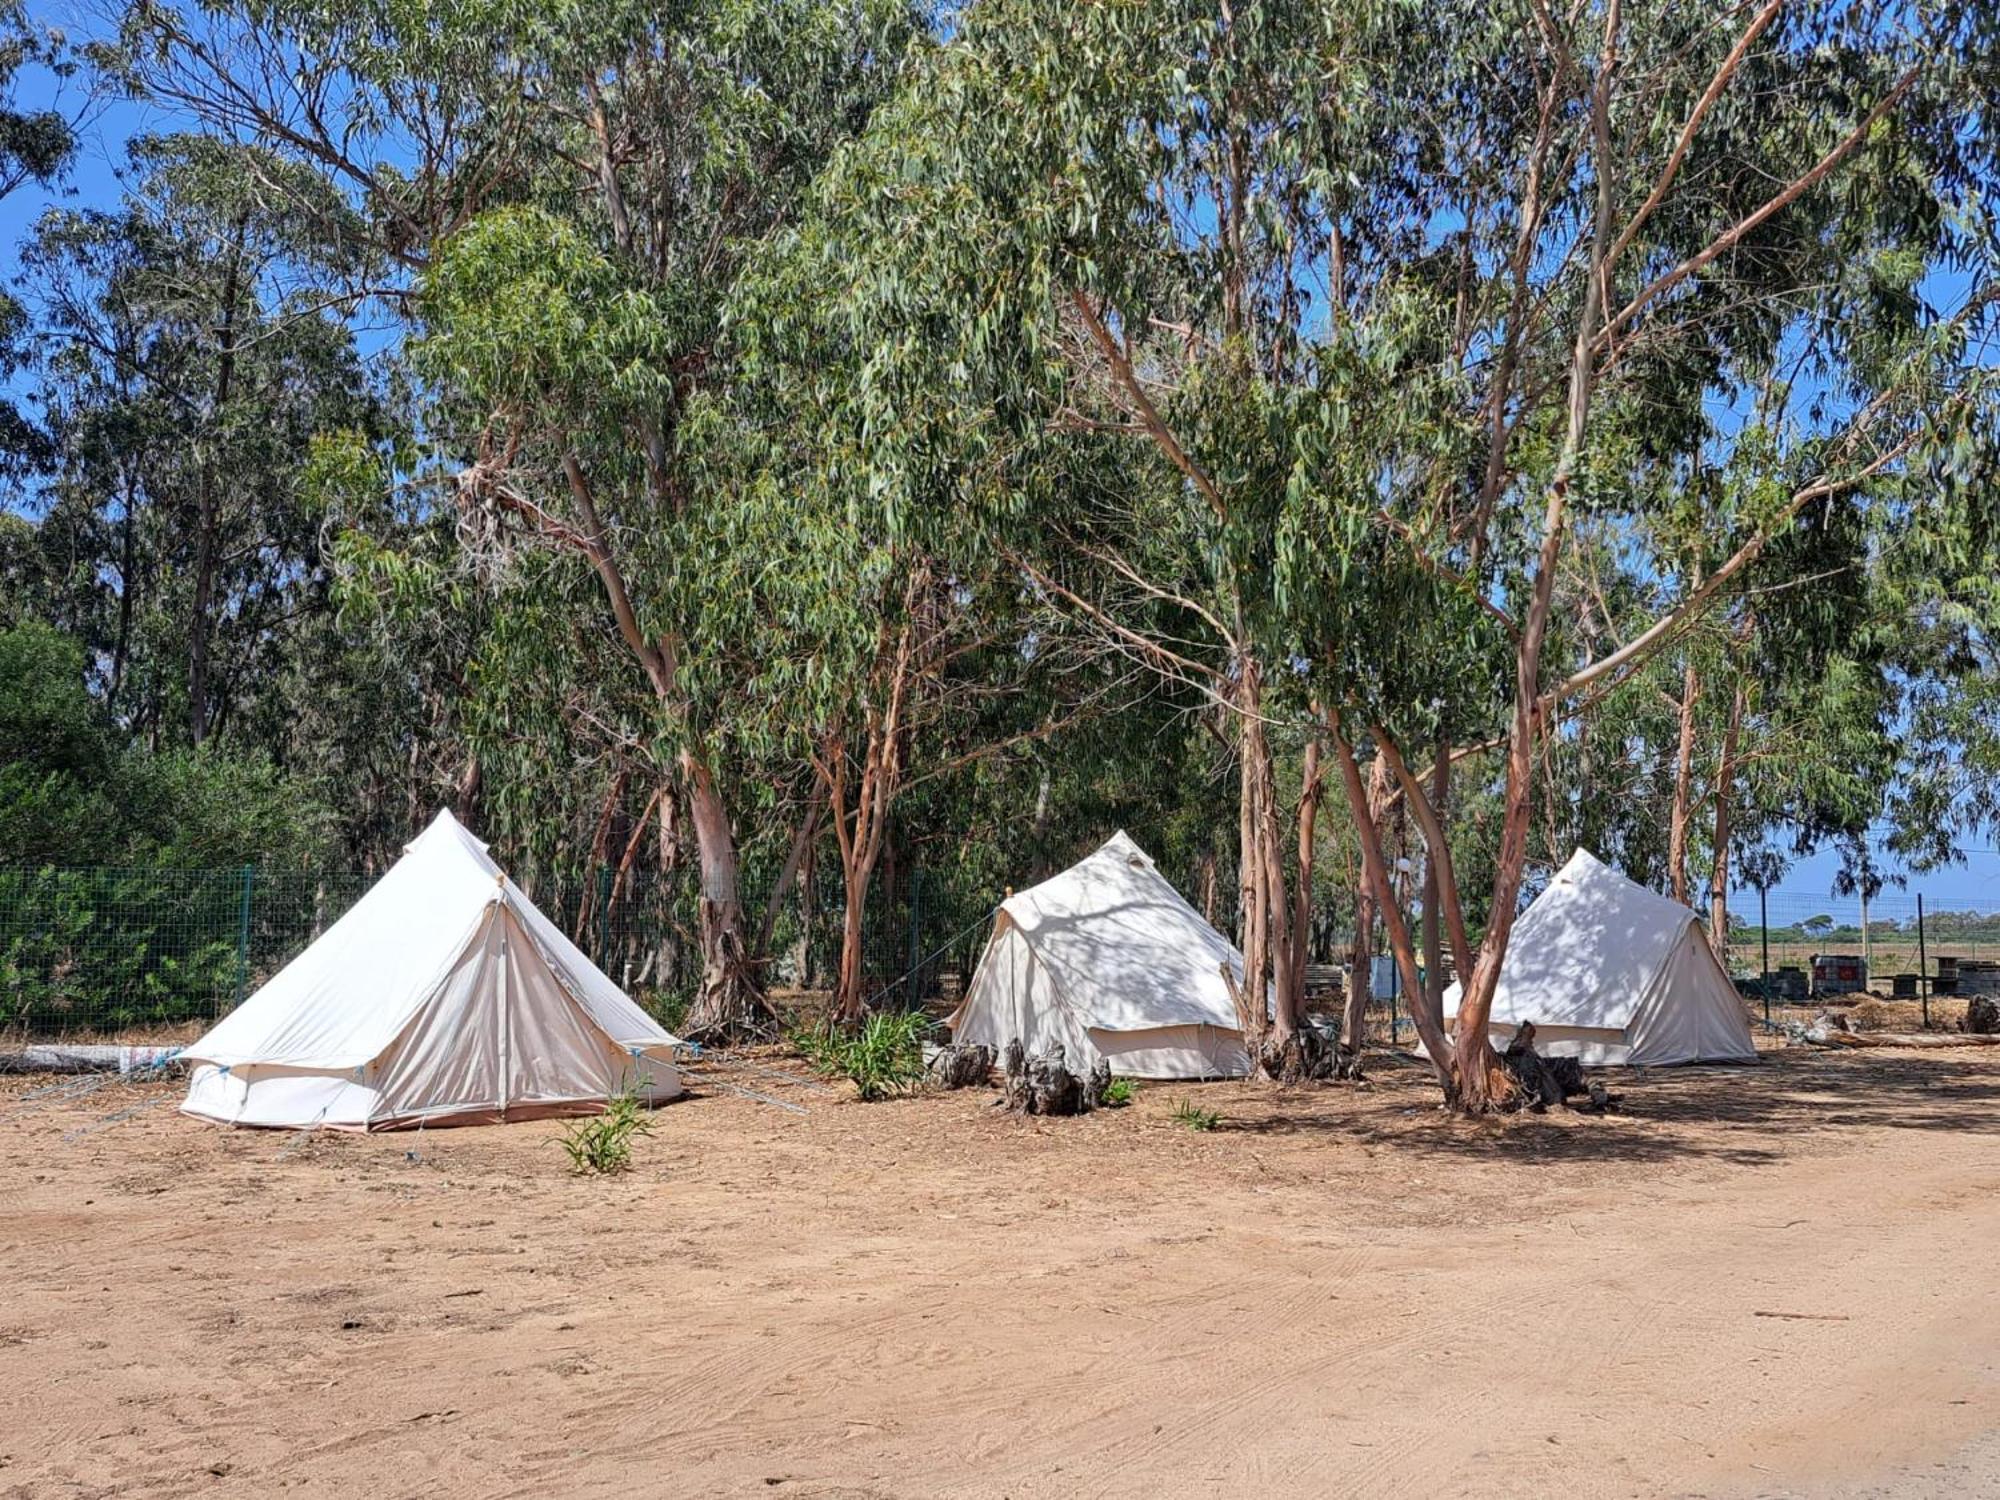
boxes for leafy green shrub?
[553,1086,655,1174]
[1101,1076,1137,1107]
[844,1011,931,1101]
[788,1019,842,1075]
[1170,1097,1220,1131]
[794,1011,929,1101]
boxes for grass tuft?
[553,1085,655,1174]
[1169,1096,1220,1131]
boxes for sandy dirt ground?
[2,1044,1996,1500]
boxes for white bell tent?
[947,832,1252,1079]
[181,809,683,1130]
[1441,848,1757,1066]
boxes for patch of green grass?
[1169,1096,1220,1131]
[1101,1076,1137,1107]
[553,1085,655,1175]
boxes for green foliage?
[0,621,120,862]
[1101,1076,1137,1107]
[0,622,328,868]
[788,1019,844,1077]
[0,1,77,199]
[796,1011,929,1101]
[3,0,1997,1059]
[552,1086,656,1175]
[1169,1098,1220,1132]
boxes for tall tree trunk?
[1669,656,1701,905]
[1328,726,1453,1090]
[1708,680,1745,962]
[552,454,766,1039]
[1341,751,1391,1055]
[189,212,249,747]
[1423,739,1450,1012]
[1373,728,1474,991]
[574,767,629,946]
[1244,684,1297,1050]
[109,464,139,709]
[1234,668,1268,1056]
[1289,736,1322,1018]
[455,754,482,824]
[1449,4,1622,1111]
[756,793,824,966]
[679,749,768,1037]
[833,864,871,1023]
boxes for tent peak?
[1099,829,1150,861]
[405,806,493,858]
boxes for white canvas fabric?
[181,809,683,1130]
[947,832,1252,1078]
[1439,848,1757,1066]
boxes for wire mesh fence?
[23,847,1970,1045]
[0,851,1367,1043]
[0,859,1003,1040]
[1723,888,2000,997]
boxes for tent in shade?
[1440,847,1758,1066]
[181,809,683,1130]
[947,831,1252,1078]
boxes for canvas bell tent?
[947,832,1253,1079]
[181,809,683,1130]
[1440,848,1757,1066]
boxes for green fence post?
[596,864,613,965]
[234,864,255,1012]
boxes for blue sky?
[11,12,1999,913]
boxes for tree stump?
[1259,1025,1339,1083]
[999,1042,1108,1116]
[1963,995,1999,1035]
[1500,1023,1612,1113]
[927,1042,994,1089]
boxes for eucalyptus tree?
[125,0,928,1034]
[17,135,384,751]
[827,0,1996,1105]
[803,0,1448,1071]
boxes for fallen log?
[0,1045,184,1076]
[1805,1028,2000,1049]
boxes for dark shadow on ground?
[1204,1045,2000,1168]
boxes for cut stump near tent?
[178,809,684,1131]
[1500,1024,1616,1113]
[997,1040,1112,1116]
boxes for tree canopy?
[1,0,1996,1101]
